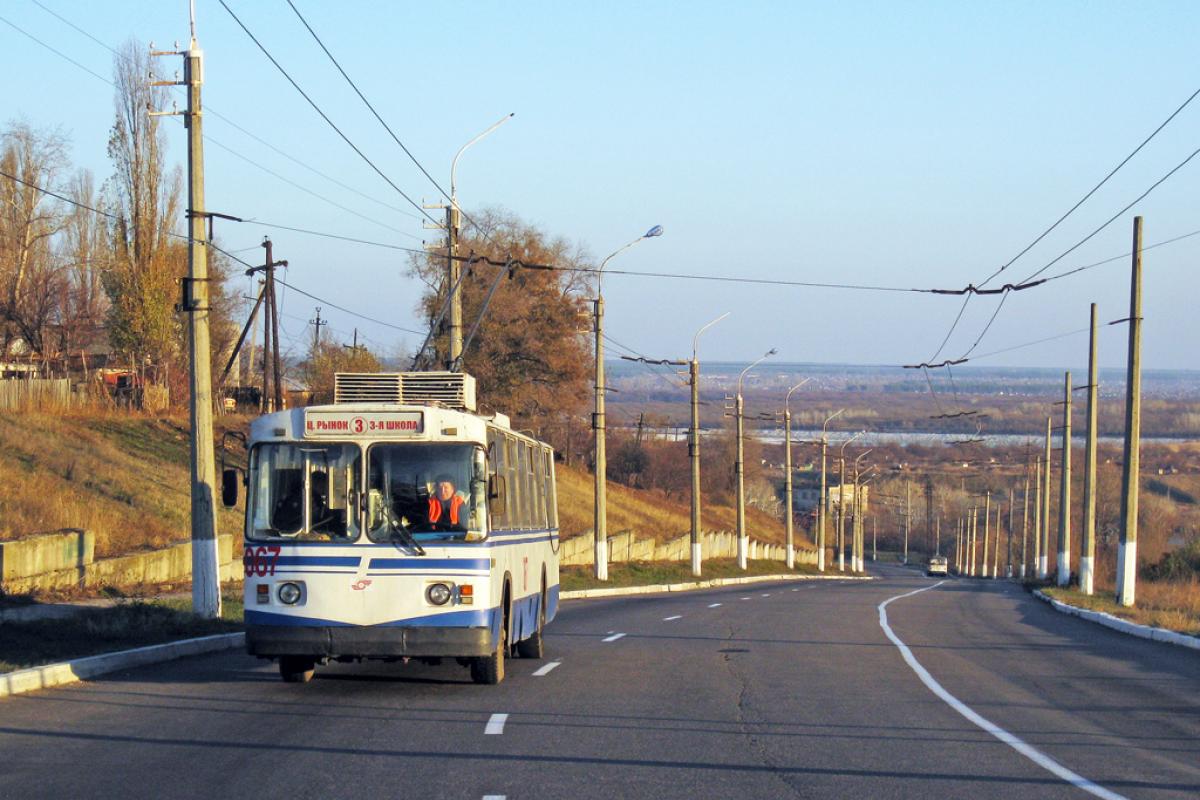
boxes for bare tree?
[55,169,111,362]
[0,121,69,365]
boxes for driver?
[427,474,465,528]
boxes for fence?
[0,379,75,411]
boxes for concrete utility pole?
[1117,217,1143,607]
[1021,476,1029,579]
[1057,371,1073,587]
[993,502,1002,579]
[836,431,863,572]
[1007,488,1014,579]
[955,518,962,573]
[783,378,810,569]
[1040,417,1052,579]
[252,238,287,413]
[735,349,774,569]
[1081,304,1100,595]
[969,506,977,576]
[688,313,726,576]
[818,409,845,572]
[1033,459,1042,578]
[981,492,990,579]
[447,114,512,369]
[904,479,911,564]
[873,517,878,561]
[309,306,326,354]
[851,453,871,572]
[163,21,220,618]
[934,515,940,556]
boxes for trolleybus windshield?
[366,443,486,542]
[247,443,362,541]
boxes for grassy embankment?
[0,592,244,673]
[1042,581,1200,637]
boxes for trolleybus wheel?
[471,610,507,684]
[516,584,546,659]
[279,656,316,683]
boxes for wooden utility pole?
[309,306,326,354]
[1118,217,1144,607]
[446,204,462,367]
[1058,371,1072,587]
[1082,304,1099,595]
[252,238,287,412]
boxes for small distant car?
[927,556,949,577]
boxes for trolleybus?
[223,372,560,684]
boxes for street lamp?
[837,430,865,571]
[689,312,730,577]
[735,347,776,569]
[783,378,811,569]
[852,452,873,572]
[818,408,845,572]
[593,225,664,580]
[446,113,513,368]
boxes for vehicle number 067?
[243,545,281,577]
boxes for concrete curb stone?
[0,632,245,699]
[561,572,873,600]
[1032,590,1200,652]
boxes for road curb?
[0,632,245,700]
[1032,590,1200,652]
[561,572,873,600]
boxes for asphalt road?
[2,564,1197,799]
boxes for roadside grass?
[0,411,246,560]
[0,592,244,673]
[561,557,823,592]
[1042,580,1200,637]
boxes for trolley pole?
[1117,217,1144,607]
[1082,304,1099,595]
[182,32,220,618]
[1057,371,1073,587]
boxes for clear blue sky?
[2,1,1197,372]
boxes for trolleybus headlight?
[277,582,303,605]
[426,582,452,606]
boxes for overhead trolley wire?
[217,0,438,226]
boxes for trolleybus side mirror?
[222,468,239,507]
[488,474,506,516]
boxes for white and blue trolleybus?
[222,372,560,684]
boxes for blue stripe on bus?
[275,556,361,567]
[245,607,494,628]
[367,557,490,570]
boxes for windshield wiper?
[388,518,425,555]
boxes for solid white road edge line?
[663,615,682,621]
[484,713,508,735]
[532,661,561,677]
[602,633,626,642]
[878,582,1127,800]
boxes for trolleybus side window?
[505,436,521,527]
[247,443,361,542]
[487,429,509,529]
[543,447,559,529]
[365,443,484,542]
[528,442,545,528]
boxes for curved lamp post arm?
[785,378,811,416]
[839,429,865,458]
[822,408,846,441]
[597,225,663,295]
[693,312,730,361]
[451,113,514,209]
[737,348,777,396]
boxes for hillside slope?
[0,414,806,562]
[555,461,801,546]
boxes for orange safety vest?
[428,495,464,525]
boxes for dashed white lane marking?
[707,602,722,608]
[740,596,751,600]
[484,713,508,735]
[791,588,799,592]
[482,795,506,800]
[879,582,1127,800]
[761,593,771,597]
[663,615,682,621]
[602,632,626,642]
[532,661,561,677]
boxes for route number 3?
[244,545,282,577]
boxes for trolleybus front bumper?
[246,624,494,658]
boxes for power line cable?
[216,0,438,226]
[273,277,425,336]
